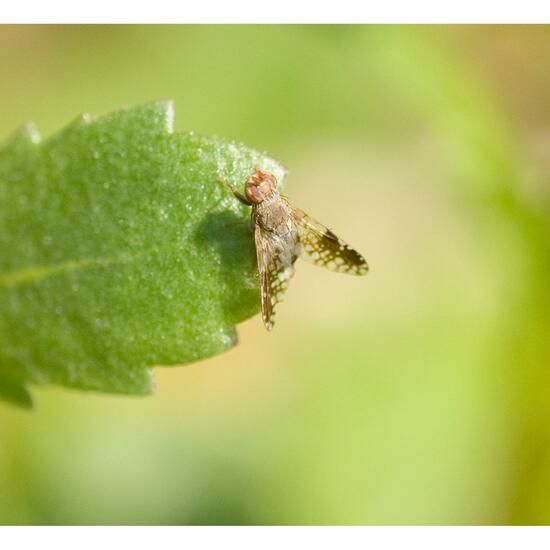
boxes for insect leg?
[218,176,251,206]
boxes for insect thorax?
[253,193,294,235]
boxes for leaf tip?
[0,379,34,410]
[0,121,41,152]
[24,122,41,144]
[166,99,175,134]
[80,112,93,124]
[67,112,94,129]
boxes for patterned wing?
[291,207,368,275]
[254,225,298,331]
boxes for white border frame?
[2,0,550,23]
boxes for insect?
[221,169,368,330]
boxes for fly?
[221,169,368,330]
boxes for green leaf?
[0,101,285,407]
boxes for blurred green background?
[0,25,549,525]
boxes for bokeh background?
[0,25,549,525]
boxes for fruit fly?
[221,169,368,330]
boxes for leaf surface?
[0,101,285,406]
